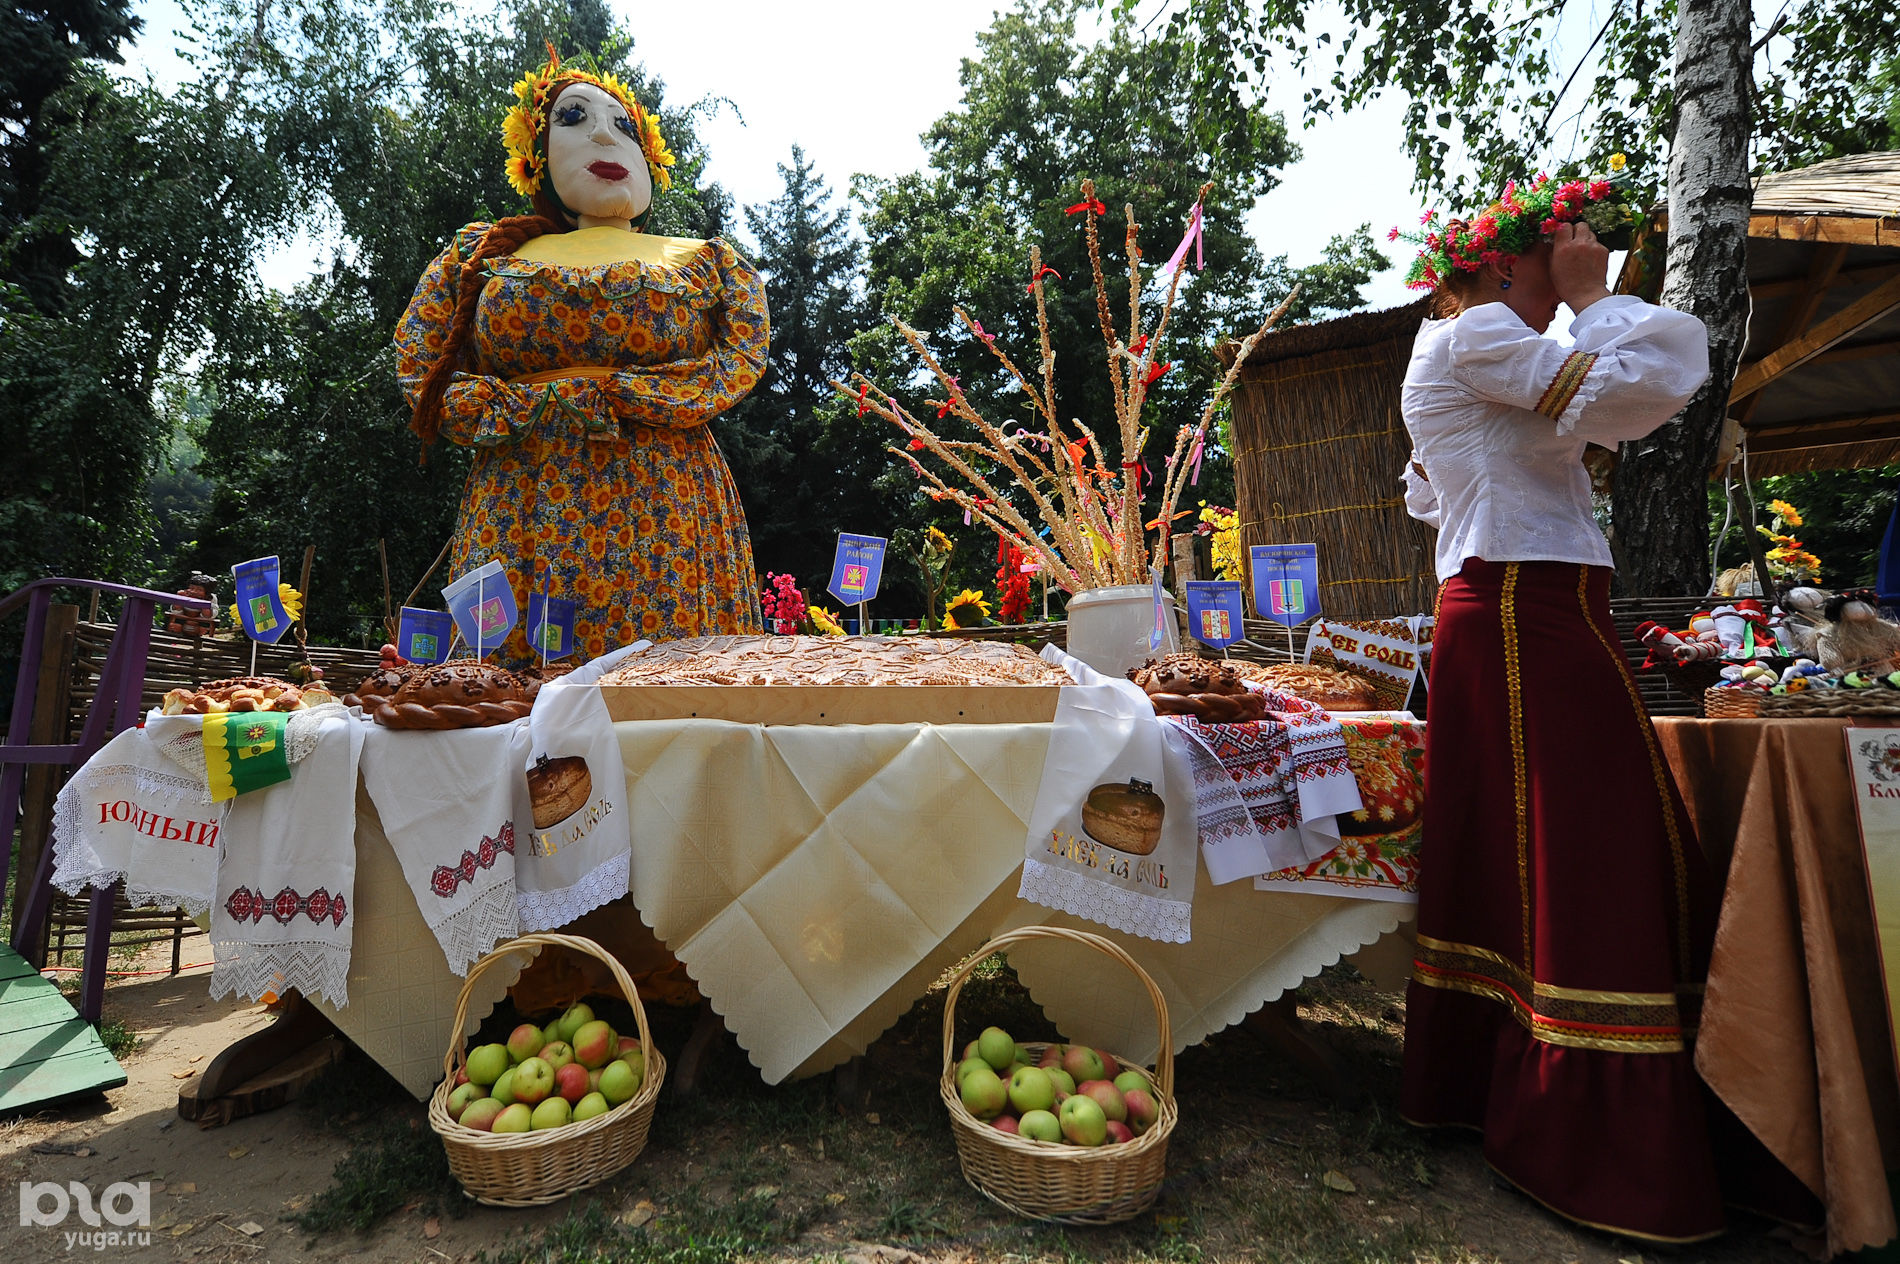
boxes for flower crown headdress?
[1393,155,1638,291]
[502,45,676,200]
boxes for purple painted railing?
[1,578,211,1021]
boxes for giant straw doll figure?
[396,50,767,666]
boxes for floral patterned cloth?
[1255,715,1425,901]
[395,223,767,666]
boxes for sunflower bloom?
[941,589,992,630]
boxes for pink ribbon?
[1188,433,1205,485]
[1166,201,1205,276]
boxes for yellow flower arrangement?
[1768,498,1803,529]
[807,605,846,637]
[501,46,674,200]
[1197,501,1242,582]
[941,589,992,631]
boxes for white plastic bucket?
[1064,584,1181,678]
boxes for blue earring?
[1501,279,1512,290]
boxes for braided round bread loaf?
[1127,655,1269,721]
[372,660,534,730]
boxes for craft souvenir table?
[315,709,1420,1097]
[1654,716,1900,1257]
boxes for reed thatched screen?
[1216,299,1437,621]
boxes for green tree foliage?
[1118,0,1900,205]
[0,0,140,310]
[847,0,1384,581]
[720,147,883,596]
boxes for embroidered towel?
[209,706,366,1006]
[515,642,644,931]
[1020,646,1196,942]
[359,720,526,975]
[52,719,226,916]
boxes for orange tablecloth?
[1654,717,1900,1256]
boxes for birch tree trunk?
[1608,0,1752,596]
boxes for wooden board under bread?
[600,684,1064,726]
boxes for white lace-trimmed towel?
[515,641,644,931]
[359,720,526,975]
[209,706,366,1007]
[1020,646,1196,943]
[51,718,227,917]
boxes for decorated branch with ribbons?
[838,179,1294,595]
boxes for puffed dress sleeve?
[595,239,769,430]
[1402,455,1441,529]
[393,223,538,448]
[1444,297,1711,444]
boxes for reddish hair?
[407,214,563,454]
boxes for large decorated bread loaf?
[1227,661,1382,711]
[1126,654,1268,722]
[373,660,535,730]
[162,676,333,715]
[599,634,1067,687]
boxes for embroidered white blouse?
[1400,295,1710,583]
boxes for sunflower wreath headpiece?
[1393,154,1640,291]
[502,45,676,199]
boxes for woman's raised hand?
[1549,222,1612,314]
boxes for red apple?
[452,1068,470,1088]
[1079,1079,1127,1123]
[572,1019,615,1069]
[1093,1049,1119,1078]
[1062,1046,1107,1084]
[990,1115,1020,1134]
[554,1061,591,1105]
[506,1023,545,1064]
[1105,1120,1135,1144]
[1037,1044,1065,1070]
[1123,1088,1159,1135]
[617,1036,642,1059]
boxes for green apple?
[1014,1043,1035,1066]
[572,1092,611,1123]
[458,1098,505,1131]
[465,1042,509,1087]
[1113,1070,1149,1096]
[1046,1068,1076,1096]
[598,1058,641,1106]
[1059,1093,1107,1146]
[530,1097,571,1130]
[556,1002,595,1045]
[1018,1109,1062,1143]
[542,1019,562,1047]
[1008,1065,1056,1115]
[491,1103,533,1134]
[958,1066,1009,1120]
[540,1040,575,1073]
[976,1026,1016,1074]
[955,1056,991,1084]
[511,1056,554,1106]
[618,1047,646,1087]
[446,1082,482,1117]
[490,1066,517,1106]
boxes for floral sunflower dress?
[395,223,767,666]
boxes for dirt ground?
[1,939,1828,1264]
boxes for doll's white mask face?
[545,82,653,227]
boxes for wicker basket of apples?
[427,932,667,1206]
[939,926,1178,1224]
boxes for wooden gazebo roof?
[1725,151,1900,474]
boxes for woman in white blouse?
[1397,218,1737,1242]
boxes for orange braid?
[408,214,563,456]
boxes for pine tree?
[723,147,874,592]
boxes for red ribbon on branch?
[856,383,870,416]
[1065,196,1108,217]
[1026,265,1063,294]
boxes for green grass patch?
[95,1016,137,1059]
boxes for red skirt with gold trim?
[1402,558,1724,1241]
